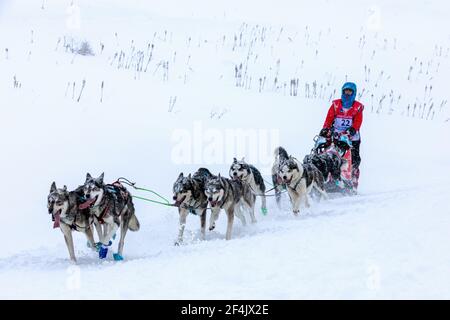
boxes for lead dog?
[47,182,99,262]
[82,173,140,260]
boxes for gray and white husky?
[271,146,290,208]
[204,174,256,240]
[47,182,99,262]
[82,173,140,260]
[172,168,213,245]
[229,157,267,214]
[276,149,328,215]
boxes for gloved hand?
[319,128,330,137]
[347,127,356,136]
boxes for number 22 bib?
[333,116,353,132]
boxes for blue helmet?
[341,82,357,109]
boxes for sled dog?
[47,182,99,262]
[82,173,140,260]
[172,168,213,245]
[229,157,267,214]
[271,146,290,208]
[276,148,328,215]
[204,174,256,240]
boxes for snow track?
[1,182,449,299]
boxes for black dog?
[303,152,342,183]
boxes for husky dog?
[229,157,267,214]
[271,146,290,207]
[82,173,140,260]
[303,152,342,185]
[47,182,98,262]
[205,174,256,240]
[172,168,213,245]
[277,151,328,215]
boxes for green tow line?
[132,186,173,206]
[118,177,276,215]
[117,178,174,207]
[131,195,173,207]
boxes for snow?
[0,0,449,299]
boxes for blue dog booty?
[98,241,112,259]
[98,240,114,259]
[99,245,108,259]
[113,253,124,261]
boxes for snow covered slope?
[0,0,449,299]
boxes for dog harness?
[97,203,110,224]
[288,167,312,191]
[182,199,204,215]
[100,182,130,223]
[56,198,93,230]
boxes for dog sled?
[309,132,356,195]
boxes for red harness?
[78,197,110,224]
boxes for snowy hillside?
[0,0,449,299]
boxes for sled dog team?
[48,146,344,262]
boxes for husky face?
[172,173,194,206]
[229,157,250,181]
[278,157,300,184]
[204,175,225,207]
[48,182,70,225]
[83,173,105,206]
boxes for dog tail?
[250,165,266,192]
[127,202,140,231]
[196,167,213,179]
[274,146,289,161]
[128,213,140,231]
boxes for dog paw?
[174,241,181,246]
[293,210,299,216]
[209,225,215,231]
[113,253,124,261]
[98,245,108,259]
[94,242,102,252]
